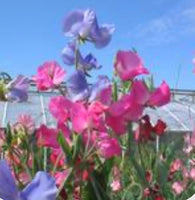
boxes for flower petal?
[21,172,57,200]
[0,160,19,200]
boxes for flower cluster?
[0,8,195,200]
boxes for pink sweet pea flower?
[54,170,69,186]
[114,50,149,81]
[190,168,195,180]
[33,61,66,91]
[170,159,183,173]
[130,80,151,105]
[70,102,88,133]
[172,182,185,195]
[36,123,70,148]
[14,114,35,135]
[49,96,72,122]
[50,149,66,168]
[110,180,122,192]
[148,81,171,107]
[88,101,108,131]
[106,114,127,135]
[97,133,121,159]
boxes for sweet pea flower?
[114,50,149,81]
[14,114,35,135]
[172,181,184,195]
[6,75,29,102]
[130,80,171,107]
[89,76,112,105]
[70,102,88,133]
[63,9,115,48]
[88,101,108,131]
[0,160,57,200]
[170,159,183,173]
[63,9,95,38]
[62,42,101,71]
[54,170,69,186]
[153,119,167,136]
[33,61,66,91]
[97,133,121,159]
[190,168,195,180]
[148,81,171,107]
[110,180,122,192]
[67,70,90,101]
[36,123,70,148]
[49,96,72,122]
[107,94,144,135]
[50,149,66,168]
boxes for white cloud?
[128,4,195,46]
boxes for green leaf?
[57,132,73,165]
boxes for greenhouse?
[1,85,195,133]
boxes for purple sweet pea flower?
[62,42,78,65]
[67,70,90,101]
[6,75,29,102]
[63,9,95,38]
[89,23,115,49]
[63,9,115,48]
[89,76,112,105]
[0,160,57,200]
[62,42,101,71]
[82,53,102,71]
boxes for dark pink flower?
[148,81,171,107]
[97,133,121,159]
[54,170,69,186]
[33,61,66,91]
[36,123,70,149]
[70,102,88,133]
[114,50,149,81]
[153,120,167,136]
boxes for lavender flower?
[62,41,101,71]
[0,160,57,200]
[6,75,29,102]
[63,9,115,48]
[67,70,90,101]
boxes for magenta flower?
[114,50,149,81]
[148,81,171,107]
[97,133,121,159]
[33,61,66,91]
[63,9,115,48]
[36,123,70,148]
[107,80,170,135]
[70,102,88,133]
[49,96,72,122]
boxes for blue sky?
[0,0,195,89]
